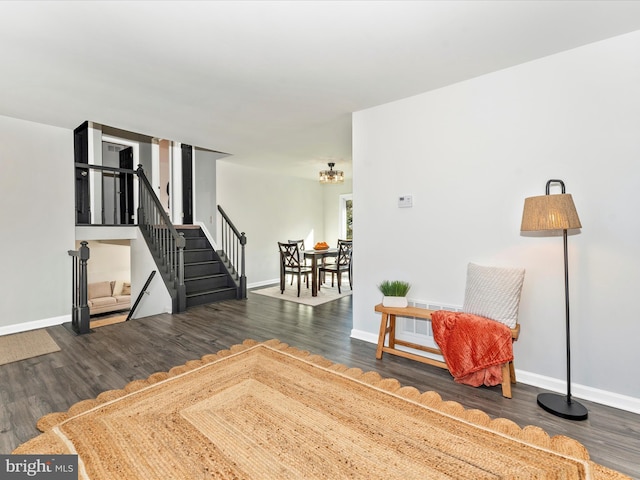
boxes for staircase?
[135,166,246,311]
[178,226,238,308]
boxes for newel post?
[239,232,247,299]
[76,241,91,334]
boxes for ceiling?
[2,1,640,180]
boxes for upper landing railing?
[75,163,137,225]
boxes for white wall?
[0,115,74,333]
[322,181,353,245]
[130,230,173,318]
[216,161,326,285]
[77,240,131,284]
[353,30,640,408]
[194,148,219,239]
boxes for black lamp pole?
[535,180,588,421]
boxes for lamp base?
[537,393,588,421]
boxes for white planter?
[382,296,408,308]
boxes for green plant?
[377,280,411,297]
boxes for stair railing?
[218,205,247,299]
[74,163,137,225]
[68,241,91,334]
[136,166,186,312]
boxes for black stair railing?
[73,163,247,309]
[136,166,186,312]
[218,205,247,299]
[68,241,91,334]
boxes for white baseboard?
[0,314,71,336]
[248,278,279,289]
[350,329,379,345]
[516,370,640,415]
[350,329,640,415]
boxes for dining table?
[304,248,338,296]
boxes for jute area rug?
[0,329,60,366]
[15,340,629,480]
[251,282,352,306]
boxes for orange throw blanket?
[431,311,513,387]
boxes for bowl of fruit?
[314,241,329,251]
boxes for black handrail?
[218,205,247,299]
[137,165,186,311]
[75,162,136,174]
[126,270,156,321]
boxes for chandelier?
[319,162,344,184]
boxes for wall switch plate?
[398,195,413,208]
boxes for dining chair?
[288,239,310,285]
[319,239,352,293]
[278,242,312,297]
[319,239,342,284]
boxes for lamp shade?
[521,194,581,232]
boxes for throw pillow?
[462,263,525,329]
[122,282,131,295]
[112,280,124,296]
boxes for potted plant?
[378,280,411,308]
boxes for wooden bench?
[375,303,520,398]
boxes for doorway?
[181,144,193,224]
[119,147,134,224]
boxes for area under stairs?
[177,226,238,308]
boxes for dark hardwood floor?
[1,291,639,478]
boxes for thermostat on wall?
[398,195,413,208]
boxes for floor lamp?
[520,179,588,421]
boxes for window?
[339,194,353,240]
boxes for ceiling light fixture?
[319,162,344,184]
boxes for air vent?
[400,301,463,337]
